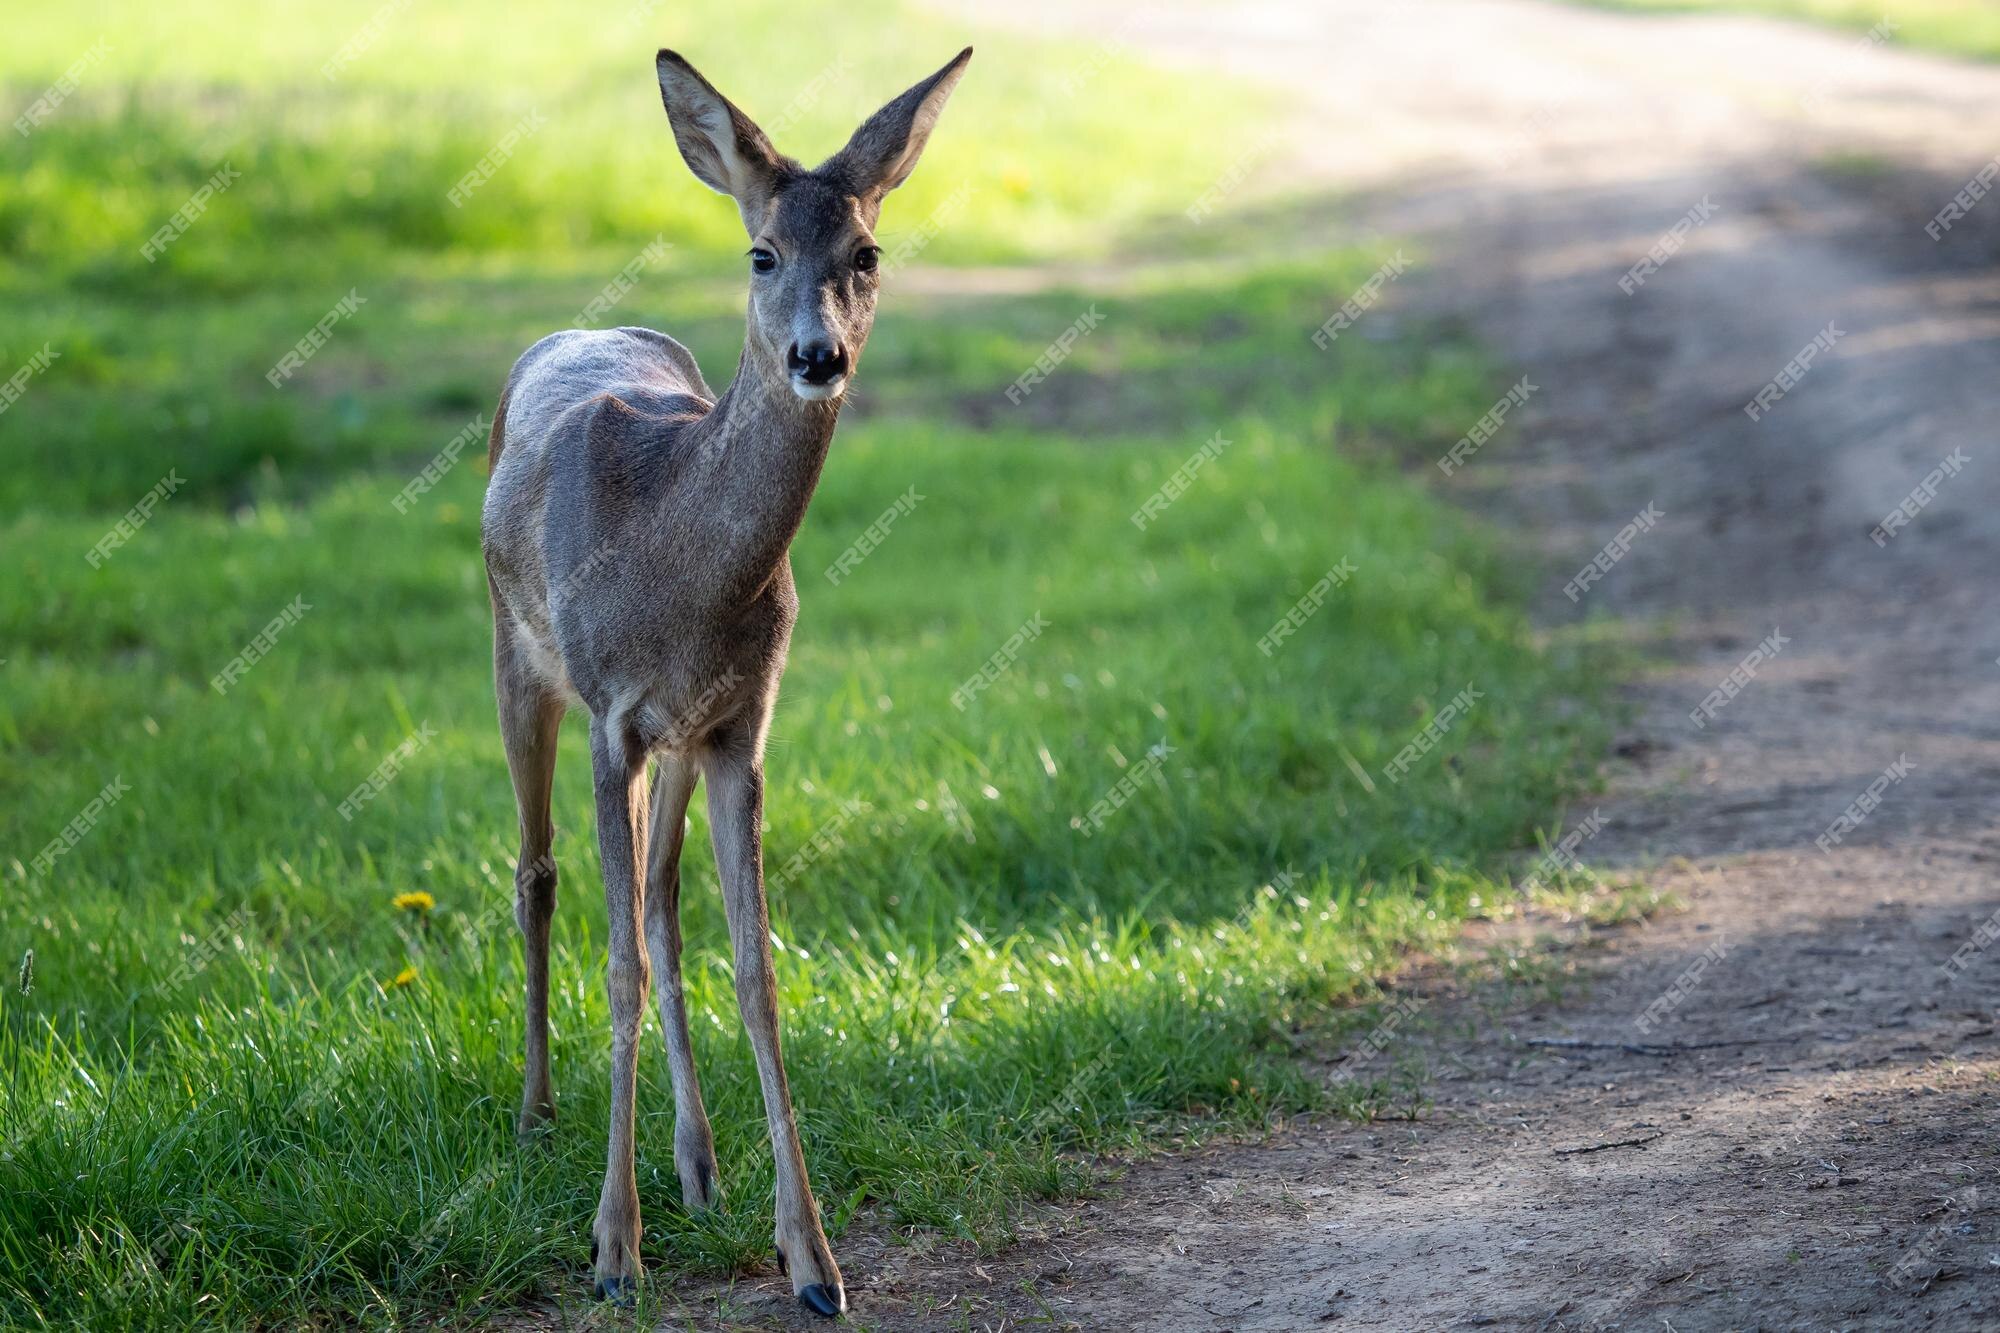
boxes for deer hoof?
[798,1282,846,1317]
[589,1236,641,1304]
[593,1274,638,1304]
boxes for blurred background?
[6,0,1997,1327]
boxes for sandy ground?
[576,2,2000,1328]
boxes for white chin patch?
[792,376,846,402]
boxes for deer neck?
[689,342,842,598]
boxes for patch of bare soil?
[509,3,2000,1328]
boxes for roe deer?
[480,46,971,1314]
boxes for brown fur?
[487,382,512,470]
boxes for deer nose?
[787,341,848,385]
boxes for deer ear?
[825,47,972,199]
[656,50,784,222]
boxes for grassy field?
[1578,0,2000,60]
[2,3,1611,1327]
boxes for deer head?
[655,47,972,402]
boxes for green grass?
[1,0,1265,298]
[1576,0,2000,61]
[1,3,1612,1328]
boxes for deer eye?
[749,248,778,274]
[854,246,881,274]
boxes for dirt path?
[633,3,2000,1328]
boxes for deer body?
[487,329,827,729]
[479,48,970,1315]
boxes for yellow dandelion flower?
[391,891,435,914]
[390,965,418,989]
[1000,168,1032,198]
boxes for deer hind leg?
[644,752,722,1209]
[703,733,845,1318]
[588,717,651,1302]
[494,609,565,1137]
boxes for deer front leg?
[703,740,845,1318]
[643,752,721,1210]
[588,721,651,1302]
